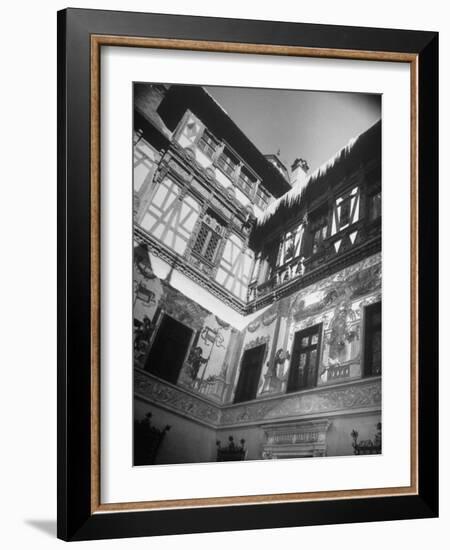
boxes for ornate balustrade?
[248,219,379,305]
[247,235,381,310]
[327,363,351,381]
[262,420,330,458]
[194,375,229,403]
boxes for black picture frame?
[57,8,438,541]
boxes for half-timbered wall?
[172,110,272,217]
[215,233,254,302]
[330,186,361,253]
[140,176,202,256]
[133,133,161,218]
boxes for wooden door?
[234,344,266,403]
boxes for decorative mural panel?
[238,253,381,396]
[220,378,381,427]
[158,283,209,331]
[133,247,234,398]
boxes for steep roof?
[249,119,382,246]
[157,85,292,198]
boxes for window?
[192,211,225,265]
[287,324,322,392]
[136,283,155,304]
[277,225,303,267]
[255,187,271,209]
[216,149,236,177]
[237,167,256,196]
[339,197,352,227]
[234,344,266,403]
[277,232,295,266]
[364,302,382,376]
[368,191,382,221]
[197,129,218,159]
[283,233,295,263]
[312,223,327,254]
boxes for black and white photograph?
[133,83,382,465]
[0,0,444,545]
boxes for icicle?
[256,133,360,227]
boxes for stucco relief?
[178,313,232,394]
[133,259,234,399]
[288,261,381,323]
[137,371,380,428]
[262,420,330,458]
[135,369,220,426]
[242,255,381,341]
[158,281,209,332]
[220,379,381,426]
[318,294,361,383]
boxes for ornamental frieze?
[247,319,261,332]
[136,370,380,428]
[220,378,381,426]
[135,369,220,426]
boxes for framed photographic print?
[57,8,438,541]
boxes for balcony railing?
[247,256,305,301]
[193,375,230,402]
[247,218,380,303]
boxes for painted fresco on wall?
[234,253,382,397]
[133,242,234,402]
[134,246,381,402]
[132,83,382,466]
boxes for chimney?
[290,158,310,190]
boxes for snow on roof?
[256,133,359,226]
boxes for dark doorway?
[145,315,193,384]
[363,301,382,377]
[287,324,322,392]
[234,344,266,403]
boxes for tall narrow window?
[197,129,218,159]
[364,302,382,376]
[192,210,225,265]
[368,191,382,221]
[255,187,271,209]
[287,324,322,392]
[312,223,327,254]
[339,197,352,227]
[237,166,256,196]
[217,148,237,178]
[234,344,266,403]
